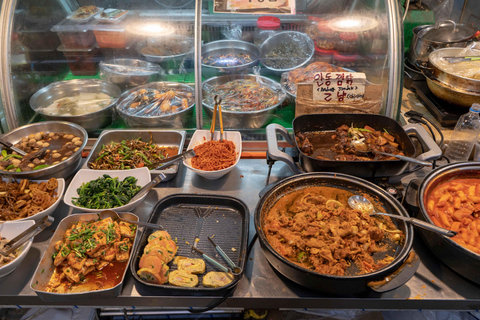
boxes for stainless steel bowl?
[137,35,193,74]
[202,74,287,129]
[201,40,260,79]
[116,82,195,128]
[99,59,163,90]
[0,121,87,180]
[29,79,121,131]
[260,31,315,74]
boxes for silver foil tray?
[82,129,186,182]
[30,212,139,302]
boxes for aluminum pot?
[0,121,87,180]
[408,20,476,66]
[255,172,416,294]
[417,48,480,107]
[99,59,163,90]
[417,161,480,285]
[29,79,121,131]
[202,74,287,129]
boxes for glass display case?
[0,0,403,136]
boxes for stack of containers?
[333,32,359,68]
[315,20,337,64]
[52,13,101,76]
[92,9,135,60]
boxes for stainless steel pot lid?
[418,20,476,43]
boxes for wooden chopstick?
[210,99,218,140]
[218,101,224,141]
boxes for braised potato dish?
[426,178,480,254]
[46,217,136,293]
[263,186,404,275]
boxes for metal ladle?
[348,195,456,237]
[99,210,164,230]
[350,140,432,167]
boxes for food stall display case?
[0,0,403,135]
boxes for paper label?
[312,72,366,102]
[214,0,295,14]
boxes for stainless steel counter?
[2,159,480,310]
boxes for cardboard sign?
[214,0,295,14]
[312,72,366,102]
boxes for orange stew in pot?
[426,178,480,254]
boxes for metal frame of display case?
[0,0,403,131]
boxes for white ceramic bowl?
[183,130,242,180]
[64,167,151,213]
[0,178,65,223]
[0,220,35,278]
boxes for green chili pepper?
[136,152,152,165]
[1,150,7,157]
[33,164,50,170]
[15,168,21,172]
[5,164,15,170]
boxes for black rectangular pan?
[266,113,442,178]
[130,194,249,295]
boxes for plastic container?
[337,32,359,55]
[57,45,100,76]
[253,16,281,46]
[314,46,334,64]
[333,51,357,68]
[94,8,128,24]
[94,24,129,48]
[316,21,337,50]
[52,19,96,49]
[444,103,480,162]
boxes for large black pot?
[266,113,442,178]
[254,172,416,295]
[417,161,480,285]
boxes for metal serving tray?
[82,129,186,182]
[130,194,249,294]
[30,212,139,302]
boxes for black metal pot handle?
[266,124,302,174]
[368,250,420,293]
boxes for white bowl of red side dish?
[183,130,242,180]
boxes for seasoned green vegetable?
[72,174,141,209]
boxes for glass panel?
[11,0,196,136]
[200,0,391,134]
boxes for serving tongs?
[210,95,224,141]
[442,56,480,63]
[191,236,243,276]
[0,215,54,256]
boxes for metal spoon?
[99,210,164,230]
[350,140,432,167]
[348,195,456,237]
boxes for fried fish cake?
[147,230,172,242]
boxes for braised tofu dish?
[46,217,136,293]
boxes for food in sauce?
[137,230,176,285]
[263,43,310,70]
[177,258,206,274]
[89,138,179,171]
[202,53,254,67]
[168,269,199,287]
[191,139,236,171]
[0,177,59,221]
[46,216,136,293]
[262,186,404,275]
[72,175,141,209]
[40,92,114,116]
[426,178,480,254]
[283,62,347,96]
[202,271,234,288]
[0,233,18,267]
[295,124,404,161]
[203,79,283,112]
[118,87,193,117]
[0,132,83,172]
